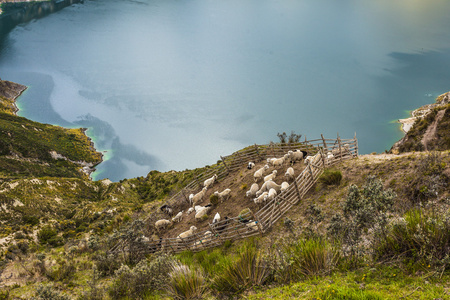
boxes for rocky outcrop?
[391,92,450,153]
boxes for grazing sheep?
[305,156,314,164]
[254,164,270,182]
[254,191,268,205]
[288,150,307,164]
[281,181,290,192]
[190,187,208,206]
[264,188,277,202]
[195,206,211,220]
[177,226,197,240]
[194,204,212,213]
[212,212,221,224]
[264,170,277,182]
[327,152,334,160]
[267,157,276,165]
[172,211,183,223]
[214,188,232,202]
[246,183,259,198]
[256,180,282,196]
[247,162,255,169]
[187,207,194,215]
[203,174,218,188]
[160,204,173,216]
[155,219,172,231]
[272,157,285,167]
[246,220,259,232]
[266,180,282,193]
[285,167,295,180]
[193,231,214,249]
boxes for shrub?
[37,226,57,245]
[209,193,219,206]
[94,251,122,277]
[167,261,209,300]
[327,176,395,258]
[375,208,450,268]
[276,238,339,282]
[108,253,173,299]
[213,246,271,295]
[319,168,342,186]
[31,284,71,300]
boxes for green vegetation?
[0,87,450,299]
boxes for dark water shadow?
[74,114,164,181]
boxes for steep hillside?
[391,91,450,153]
[0,79,102,179]
[0,80,449,299]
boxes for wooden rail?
[109,134,358,255]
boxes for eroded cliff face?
[0,79,27,114]
[391,92,450,153]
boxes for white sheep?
[285,167,295,180]
[172,211,183,223]
[253,164,270,182]
[177,226,197,240]
[255,181,269,197]
[264,188,277,202]
[247,162,255,169]
[203,174,218,188]
[272,157,285,167]
[212,212,221,224]
[264,170,277,182]
[281,181,290,192]
[195,206,211,220]
[254,191,268,205]
[266,180,282,193]
[214,188,231,202]
[246,220,259,232]
[193,231,214,249]
[327,152,334,160]
[305,156,314,165]
[155,219,172,231]
[246,183,259,198]
[187,207,194,215]
[190,187,208,206]
[267,157,276,165]
[288,150,306,164]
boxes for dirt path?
[422,109,445,151]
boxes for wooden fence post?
[250,209,264,235]
[321,134,328,153]
[354,132,359,157]
[181,189,190,205]
[220,156,230,174]
[254,144,263,161]
[337,133,342,161]
[292,179,303,203]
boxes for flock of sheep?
[152,149,311,248]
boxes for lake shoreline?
[0,78,103,179]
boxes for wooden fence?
[109,134,358,255]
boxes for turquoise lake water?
[1,0,450,181]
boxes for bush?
[209,193,219,206]
[274,237,339,283]
[319,168,342,186]
[37,226,57,245]
[31,284,71,300]
[108,253,173,299]
[95,252,122,277]
[213,246,271,295]
[375,208,450,268]
[167,261,209,300]
[327,176,396,258]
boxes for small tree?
[327,176,396,258]
[277,131,302,145]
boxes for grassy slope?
[1,84,449,298]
